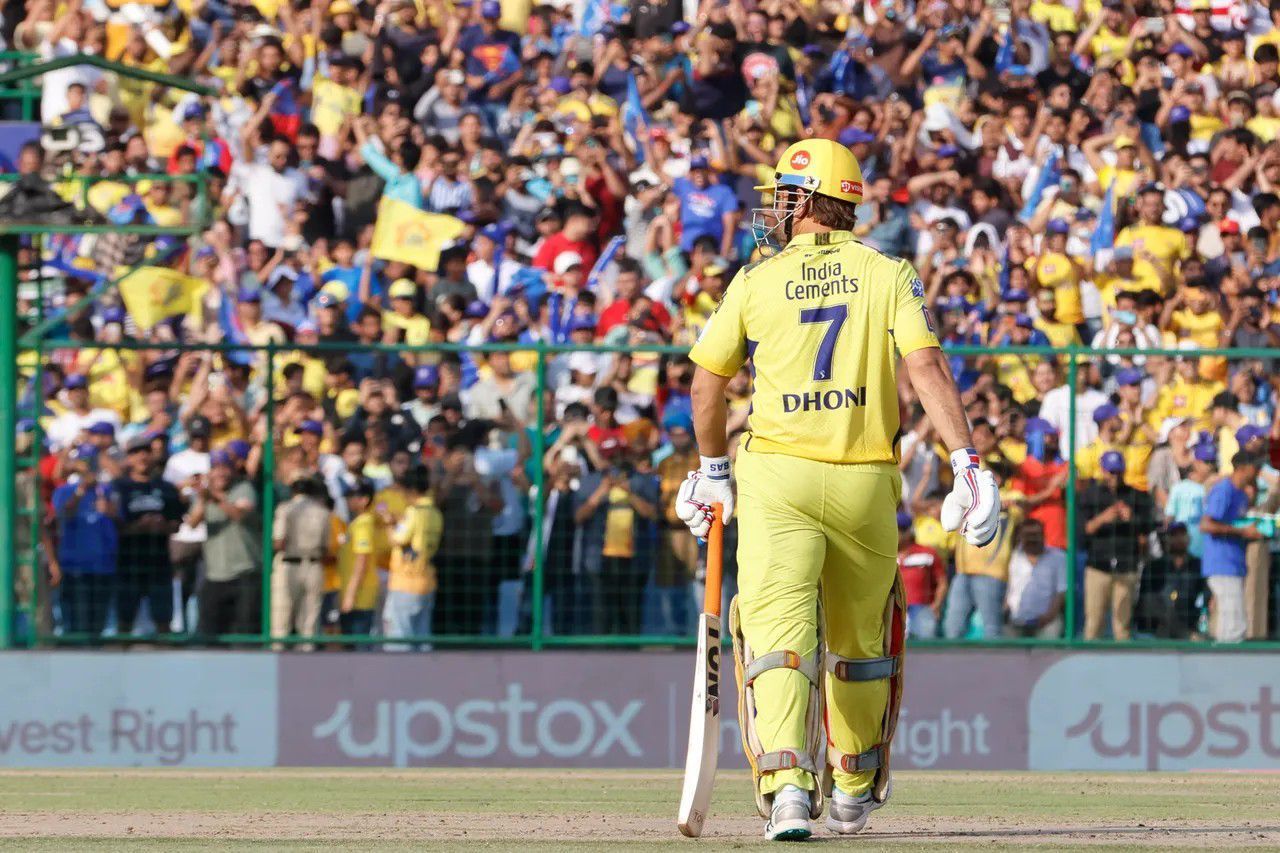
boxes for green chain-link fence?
[12,335,1280,651]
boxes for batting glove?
[940,448,1001,547]
[675,456,735,539]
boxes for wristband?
[700,455,731,481]
[950,447,981,476]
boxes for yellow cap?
[389,278,416,299]
[754,139,864,205]
[329,0,356,14]
[1114,135,1136,150]
[320,280,350,302]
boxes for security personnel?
[676,139,1000,840]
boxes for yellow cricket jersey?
[1075,437,1151,491]
[954,492,1024,580]
[388,496,443,596]
[1114,224,1188,294]
[1032,251,1083,325]
[337,510,389,611]
[689,230,938,464]
[1148,376,1223,431]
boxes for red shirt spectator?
[596,258,670,337]
[1014,455,1068,550]
[898,541,946,607]
[532,207,599,272]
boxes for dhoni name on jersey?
[689,231,939,465]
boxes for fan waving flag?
[369,198,466,271]
[118,266,208,331]
[623,72,650,164]
[1018,150,1058,222]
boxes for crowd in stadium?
[6,0,1280,646]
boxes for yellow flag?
[369,197,465,271]
[117,266,207,330]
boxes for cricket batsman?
[675,139,1000,840]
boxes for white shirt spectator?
[1006,546,1067,626]
[46,408,120,452]
[1040,383,1106,453]
[163,447,210,543]
[39,37,102,123]
[235,161,300,248]
[466,256,523,303]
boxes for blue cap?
[479,222,508,242]
[480,0,501,17]
[935,144,960,158]
[896,511,913,530]
[1092,403,1121,425]
[70,442,98,460]
[689,154,711,170]
[1170,105,1192,123]
[661,409,694,433]
[1024,417,1059,436]
[210,448,233,467]
[102,306,126,324]
[1171,43,1195,57]
[294,419,324,436]
[936,295,970,313]
[1194,443,1218,463]
[1100,450,1126,474]
[1115,368,1144,386]
[672,20,690,34]
[1014,313,1035,329]
[1004,288,1030,303]
[16,418,34,434]
[548,76,572,95]
[226,439,251,460]
[838,127,875,147]
[180,103,206,122]
[1046,218,1070,235]
[194,245,217,261]
[1167,521,1188,534]
[1237,424,1269,445]
[86,421,115,436]
[237,287,261,303]
[465,299,489,319]
[413,364,440,389]
[315,292,339,309]
[1177,215,1201,233]
[567,314,598,334]
[64,373,87,390]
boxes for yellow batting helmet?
[754,139,865,205]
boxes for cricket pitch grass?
[0,769,1277,851]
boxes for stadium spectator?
[190,452,261,639]
[1081,451,1156,641]
[51,445,118,636]
[1200,453,1263,644]
[113,436,182,636]
[384,465,443,651]
[1136,523,1204,639]
[1004,519,1067,639]
[897,512,947,640]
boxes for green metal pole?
[261,342,276,647]
[1064,352,1078,641]
[529,341,548,650]
[28,238,46,647]
[0,235,19,648]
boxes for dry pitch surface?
[0,769,1276,851]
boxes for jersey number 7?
[799,304,848,381]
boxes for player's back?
[691,231,938,465]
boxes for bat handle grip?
[704,503,724,617]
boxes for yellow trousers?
[735,443,900,796]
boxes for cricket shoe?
[825,778,890,835]
[764,784,813,841]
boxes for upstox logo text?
[1028,655,1280,770]
[311,684,643,767]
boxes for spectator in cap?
[189,449,262,639]
[1081,449,1156,640]
[332,477,387,640]
[654,408,700,635]
[1136,522,1205,639]
[1200,453,1264,644]
[1165,441,1218,564]
[271,476,333,650]
[51,445,119,637]
[47,374,121,453]
[1004,518,1067,638]
[113,435,183,636]
[404,365,443,430]
[1014,417,1069,550]
[897,512,947,640]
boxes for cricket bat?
[677,504,724,838]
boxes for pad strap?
[757,748,821,776]
[828,744,886,773]
[825,653,900,682]
[745,649,822,686]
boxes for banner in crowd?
[117,266,208,330]
[1,650,1277,770]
